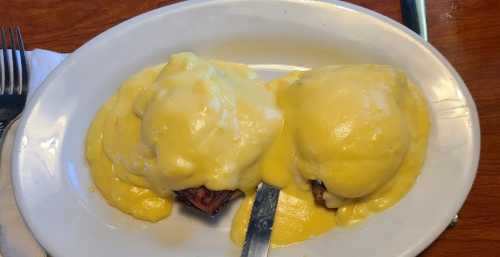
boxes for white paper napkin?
[0,49,68,257]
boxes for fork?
[0,27,28,146]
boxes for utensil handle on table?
[0,121,5,137]
[0,121,8,157]
[401,0,428,41]
[0,121,5,257]
[0,119,18,161]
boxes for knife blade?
[240,183,280,257]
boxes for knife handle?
[400,0,428,41]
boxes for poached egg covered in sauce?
[86,53,430,247]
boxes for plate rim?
[11,0,481,256]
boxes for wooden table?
[1,0,499,256]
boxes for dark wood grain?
[1,0,499,256]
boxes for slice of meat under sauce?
[310,180,329,208]
[175,186,243,216]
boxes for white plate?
[12,1,480,257]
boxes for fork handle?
[0,120,8,156]
[0,121,6,140]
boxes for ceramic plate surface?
[12,1,480,257]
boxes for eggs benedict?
[86,56,430,246]
[86,52,283,219]
[273,65,429,217]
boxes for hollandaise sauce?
[231,66,429,246]
[86,55,430,247]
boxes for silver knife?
[240,183,280,257]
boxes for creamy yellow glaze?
[231,66,429,246]
[231,186,337,247]
[136,53,282,194]
[86,53,282,221]
[287,65,410,199]
[86,54,429,247]
[336,82,430,225]
[231,94,338,246]
[85,96,172,222]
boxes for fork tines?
[1,26,28,95]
